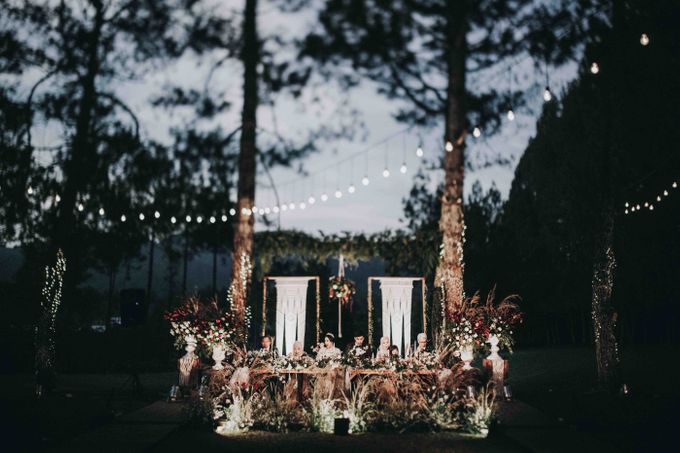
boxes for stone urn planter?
[212,344,226,370]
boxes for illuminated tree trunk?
[591,208,620,387]
[230,0,258,329]
[435,2,467,317]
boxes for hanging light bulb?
[590,62,600,74]
[98,208,105,216]
[673,181,678,188]
[334,189,343,198]
[543,86,552,102]
[77,203,84,212]
[27,186,33,195]
[55,194,61,203]
[139,213,145,221]
[445,141,453,152]
[154,210,160,219]
[625,202,629,207]
[197,215,203,223]
[657,196,662,202]
[649,204,654,211]
[121,214,127,222]
[625,209,629,214]
[264,207,271,214]
[382,168,390,178]
[221,214,228,222]
[472,127,481,138]
[288,202,296,210]
[507,109,515,121]
[186,215,192,223]
[299,202,306,210]
[308,196,316,205]
[400,162,407,174]
[361,175,370,186]
[209,216,216,223]
[348,184,356,194]
[640,33,649,46]
[281,204,288,211]
[273,206,280,213]
[171,216,177,224]
[416,147,424,157]
[321,192,328,202]
[258,208,265,215]
[252,206,257,212]
[229,208,236,216]
[241,207,248,215]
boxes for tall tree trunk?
[146,228,156,303]
[212,242,218,297]
[182,228,189,296]
[435,1,468,318]
[591,208,620,387]
[54,1,104,286]
[230,0,259,331]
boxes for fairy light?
[77,203,84,212]
[27,187,34,195]
[640,33,649,46]
[186,215,192,223]
[507,109,515,121]
[416,147,424,157]
[98,208,105,216]
[55,195,61,203]
[299,202,306,210]
[210,216,216,223]
[171,216,177,224]
[348,184,356,194]
[590,62,600,74]
[154,210,160,219]
[281,204,288,211]
[382,168,390,178]
[362,175,370,186]
[288,202,296,210]
[229,208,236,216]
[400,162,407,174]
[624,179,677,215]
[472,127,481,138]
[543,86,552,102]
[308,196,316,204]
[445,141,453,152]
[273,206,280,213]
[264,207,271,214]
[121,214,127,222]
[221,214,228,222]
[321,193,328,202]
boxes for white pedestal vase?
[460,345,474,370]
[212,344,226,370]
[486,335,502,361]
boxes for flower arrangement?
[164,303,199,351]
[484,288,523,352]
[328,275,356,308]
[197,315,235,349]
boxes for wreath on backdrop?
[328,276,356,309]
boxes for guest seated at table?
[259,335,278,354]
[375,336,391,362]
[413,332,428,358]
[345,332,372,360]
[316,333,342,361]
[389,344,400,359]
[288,340,308,359]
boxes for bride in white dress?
[316,333,342,360]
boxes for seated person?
[389,344,400,359]
[259,335,277,354]
[288,340,308,359]
[375,336,391,361]
[414,332,428,358]
[316,333,342,361]
[345,332,372,360]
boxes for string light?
[281,204,288,211]
[186,215,192,222]
[416,147,424,157]
[264,207,271,214]
[55,195,61,203]
[171,216,177,224]
[400,162,407,174]
[299,202,306,210]
[288,202,296,210]
[273,206,280,213]
[77,203,84,212]
[27,187,33,195]
[308,195,316,204]
[121,214,127,222]
[229,208,236,216]
[640,33,649,46]
[543,86,552,102]
[221,214,228,222]
[362,175,370,186]
[472,127,481,138]
[507,109,515,121]
[348,184,356,194]
[445,141,453,152]
[210,216,216,223]
[590,62,600,74]
[624,179,677,215]
[154,210,160,219]
[382,168,390,178]
[334,189,343,198]
[139,213,145,220]
[98,208,105,216]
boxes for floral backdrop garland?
[328,275,356,309]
